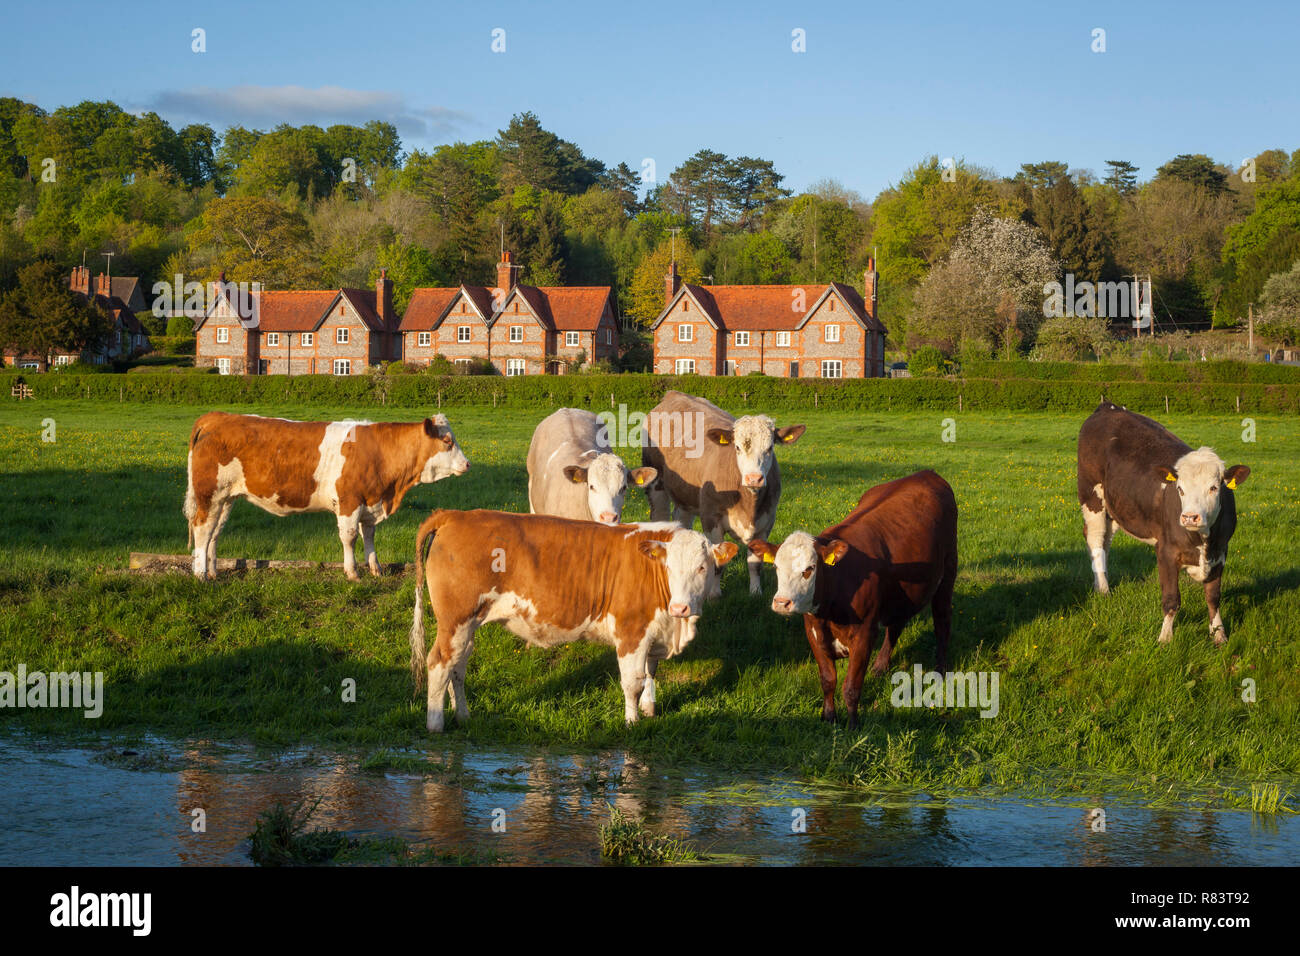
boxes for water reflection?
[0,737,1295,866]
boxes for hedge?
[962,359,1300,385]
[19,372,1300,414]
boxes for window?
[510,325,523,343]
[336,327,349,344]
[55,354,72,365]
[258,359,269,375]
[455,357,472,367]
[216,357,231,375]
[776,331,790,347]
[675,359,696,374]
[603,328,612,345]
[301,332,314,347]
[724,360,736,375]
[216,327,229,344]
[458,326,471,343]
[417,332,431,347]
[19,361,39,369]
[789,361,799,378]
[266,333,279,347]
[566,331,580,348]
[678,324,693,343]
[333,359,351,376]
[825,324,841,343]
[734,331,750,347]
[821,360,842,379]
[506,358,526,377]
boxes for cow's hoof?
[1095,583,1110,596]
[346,571,361,582]
[1157,632,1173,644]
[1211,627,1227,646]
[368,566,382,578]
[426,714,444,733]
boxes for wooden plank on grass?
[128,552,413,574]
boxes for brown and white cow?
[1077,401,1249,645]
[640,390,804,595]
[526,408,657,524]
[185,411,469,580]
[408,510,738,732]
[749,470,958,729]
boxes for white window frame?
[565,331,580,348]
[458,326,471,343]
[675,358,696,374]
[506,358,526,377]
[724,360,737,375]
[216,357,231,375]
[54,354,73,366]
[776,331,790,347]
[678,324,693,343]
[19,360,39,369]
[300,332,313,347]
[510,325,523,343]
[734,331,750,347]
[336,327,349,344]
[216,327,229,344]
[603,328,612,345]
[333,359,351,376]
[825,324,841,343]
[821,360,842,379]
[417,331,431,347]
[266,332,279,347]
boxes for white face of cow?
[707,415,805,489]
[640,530,738,618]
[565,455,657,525]
[750,532,848,615]
[1161,447,1249,535]
[421,414,470,482]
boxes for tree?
[1103,160,1139,195]
[496,112,602,195]
[1157,154,1228,195]
[1219,178,1300,323]
[0,259,114,364]
[186,195,315,287]
[627,237,703,323]
[1257,259,1300,344]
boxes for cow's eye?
[1209,486,1217,494]
[802,566,814,578]
[1177,488,1184,496]
[697,563,706,575]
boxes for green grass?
[1,399,1298,807]
[599,805,700,865]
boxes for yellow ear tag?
[1164,471,1176,482]
[823,553,837,566]
[1226,478,1237,489]
[762,552,774,564]
[718,437,729,444]
[635,474,645,485]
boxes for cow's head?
[421,414,470,481]
[706,415,805,489]
[563,454,657,525]
[1157,446,1249,534]
[749,532,848,615]
[639,530,738,618]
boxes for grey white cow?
[527,407,657,524]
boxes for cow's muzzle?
[771,596,795,615]
[743,473,765,488]
[669,602,692,618]
[598,512,618,525]
[1180,512,1204,529]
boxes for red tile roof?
[255,291,340,333]
[538,287,611,331]
[400,288,459,331]
[399,284,612,333]
[658,283,878,332]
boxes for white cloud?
[150,85,472,138]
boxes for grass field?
[1,398,1297,808]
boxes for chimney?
[94,272,111,298]
[376,267,394,327]
[496,251,519,293]
[863,257,878,322]
[70,266,90,295]
[665,261,680,306]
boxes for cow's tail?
[183,423,204,550]
[410,510,452,690]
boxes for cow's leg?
[1157,548,1181,643]
[700,517,726,598]
[843,616,880,731]
[1081,484,1114,594]
[206,498,234,578]
[427,618,475,732]
[448,630,475,723]
[638,655,661,718]
[871,623,900,677]
[930,562,956,673]
[645,478,673,523]
[337,513,360,581]
[617,640,652,724]
[360,519,381,577]
[1204,571,1226,646]
[192,496,230,580]
[805,617,840,723]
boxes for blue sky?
[3,0,1297,198]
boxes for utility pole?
[668,226,680,266]
[1248,303,1254,355]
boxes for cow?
[1077,401,1250,645]
[408,510,738,732]
[526,408,657,524]
[640,390,805,595]
[748,470,958,729]
[184,411,469,581]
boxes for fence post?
[437,390,442,409]
[1164,395,1169,414]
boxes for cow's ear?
[713,541,739,567]
[816,539,849,566]
[1224,465,1250,489]
[775,424,806,444]
[706,427,734,446]
[1155,465,1178,483]
[424,418,447,440]
[629,466,657,487]
[748,539,778,564]
[563,465,588,484]
[638,539,668,563]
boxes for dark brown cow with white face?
[641,390,805,595]
[749,469,959,729]
[1077,401,1249,644]
[185,412,469,580]
[409,510,737,731]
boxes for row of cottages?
[3,267,151,370]
[194,252,619,375]
[651,260,888,378]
